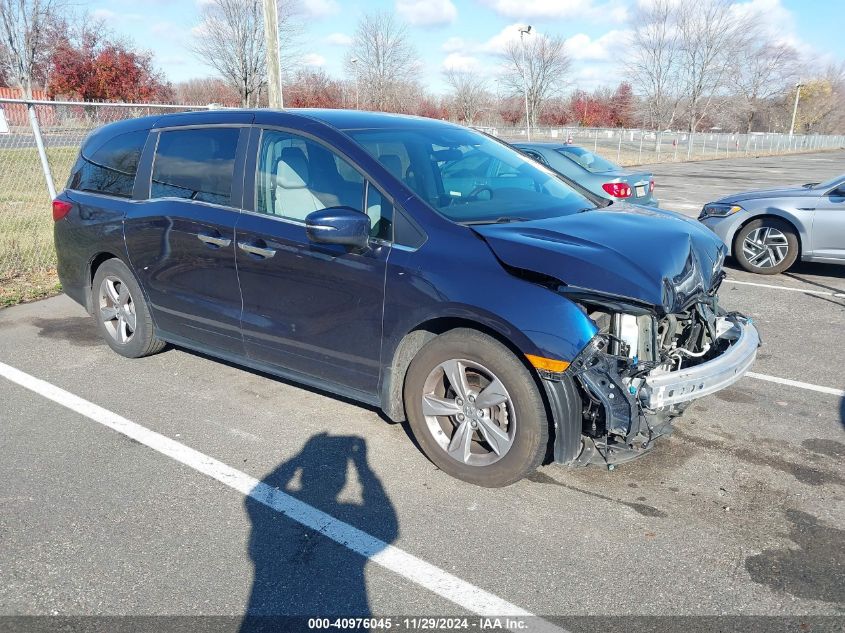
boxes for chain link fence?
[492,126,845,166]
[0,99,211,304]
[1,99,843,305]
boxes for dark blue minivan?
[53,109,759,486]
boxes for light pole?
[351,57,359,109]
[518,25,532,141]
[789,82,804,138]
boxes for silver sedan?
[698,174,845,274]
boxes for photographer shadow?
[240,433,398,631]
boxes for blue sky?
[88,0,844,95]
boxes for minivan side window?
[68,129,148,198]
[256,130,367,221]
[151,127,240,206]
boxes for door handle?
[238,241,276,259]
[197,233,231,248]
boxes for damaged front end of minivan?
[558,289,759,467]
[472,204,760,468]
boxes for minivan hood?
[472,204,726,314]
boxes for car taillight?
[601,182,632,198]
[52,199,72,221]
[649,178,655,192]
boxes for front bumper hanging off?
[543,315,760,467]
[639,316,759,409]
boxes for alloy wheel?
[98,275,136,344]
[421,358,516,466]
[742,226,789,269]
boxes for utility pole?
[263,0,284,108]
[351,57,359,109]
[789,82,804,138]
[518,25,532,141]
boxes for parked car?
[513,141,659,207]
[53,109,758,487]
[699,175,845,274]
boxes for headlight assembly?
[699,203,743,219]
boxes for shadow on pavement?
[240,433,398,631]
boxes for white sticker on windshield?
[450,191,462,196]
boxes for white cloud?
[303,0,340,18]
[441,36,466,53]
[565,30,630,61]
[324,32,353,46]
[302,53,326,67]
[478,23,529,54]
[396,0,458,27]
[442,53,481,71]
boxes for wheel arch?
[379,316,576,465]
[380,316,544,424]
[84,251,126,313]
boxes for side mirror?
[305,206,370,249]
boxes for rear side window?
[68,129,148,198]
[151,127,240,206]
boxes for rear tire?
[734,218,799,275]
[403,328,549,487]
[92,258,165,358]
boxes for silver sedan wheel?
[742,226,789,269]
[98,275,136,344]
[421,358,515,466]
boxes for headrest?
[378,154,402,180]
[277,147,309,189]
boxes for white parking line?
[726,278,844,297]
[0,361,564,633]
[747,372,845,398]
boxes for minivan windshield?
[346,126,596,224]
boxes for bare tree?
[443,69,491,124]
[0,0,65,98]
[500,33,570,127]
[675,0,754,132]
[627,0,681,131]
[345,10,419,111]
[189,0,301,108]
[730,39,799,133]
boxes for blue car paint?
[474,205,726,315]
[54,108,723,450]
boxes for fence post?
[638,130,644,163]
[27,102,57,200]
[617,129,623,163]
[687,132,693,159]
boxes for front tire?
[92,258,165,358]
[734,218,799,275]
[403,329,549,487]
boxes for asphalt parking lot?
[1,151,843,631]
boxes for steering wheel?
[464,185,494,201]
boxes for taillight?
[52,199,72,221]
[649,178,655,192]
[601,182,632,198]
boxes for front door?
[125,125,248,354]
[236,128,394,396]
[811,184,845,261]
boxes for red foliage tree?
[498,96,524,126]
[538,98,568,126]
[285,69,344,108]
[47,28,171,102]
[609,82,635,127]
[415,97,448,119]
